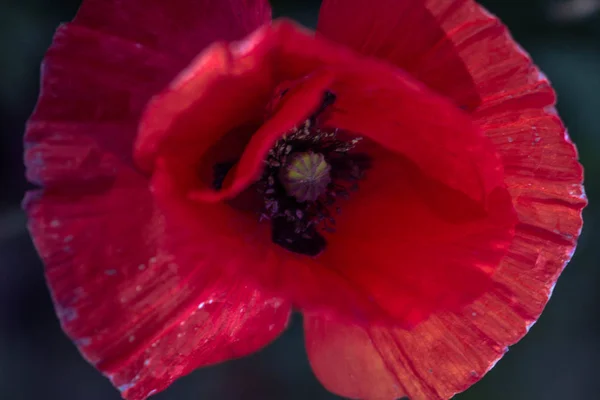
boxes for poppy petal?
[133,20,349,191]
[307,175,583,399]
[317,0,480,108]
[304,315,493,400]
[309,0,585,398]
[24,187,291,400]
[315,150,516,327]
[322,64,504,205]
[305,224,582,400]
[26,23,177,184]
[74,0,271,60]
[24,2,291,399]
[317,0,550,112]
[145,20,502,208]
[134,28,336,200]
[28,0,272,185]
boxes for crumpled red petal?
[24,1,293,400]
[26,187,290,400]
[317,150,515,327]
[308,0,586,399]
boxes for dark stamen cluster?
[259,117,366,256]
[210,91,369,256]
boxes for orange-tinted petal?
[309,0,585,398]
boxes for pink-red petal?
[309,0,585,398]
[24,176,291,400]
[24,1,295,400]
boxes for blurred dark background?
[1,0,598,399]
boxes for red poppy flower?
[24,0,586,399]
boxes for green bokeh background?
[0,1,598,399]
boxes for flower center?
[211,91,369,257]
[280,152,332,202]
[259,112,367,256]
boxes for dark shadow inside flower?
[196,124,259,189]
